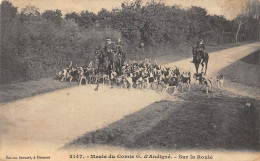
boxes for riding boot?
[190,58,195,63]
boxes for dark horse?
[95,47,125,74]
[192,46,209,75]
[103,52,113,73]
[113,51,125,74]
[94,48,112,73]
[103,51,125,74]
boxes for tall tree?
[42,10,62,24]
[65,12,80,24]
[224,0,259,43]
[78,10,96,28]
[0,0,17,22]
[97,8,112,28]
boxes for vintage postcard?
[0,0,259,161]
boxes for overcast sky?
[6,0,246,20]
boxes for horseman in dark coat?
[191,39,206,63]
[196,39,206,53]
[104,38,116,54]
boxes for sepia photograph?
[0,0,259,161]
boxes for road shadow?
[67,88,259,151]
[218,49,260,88]
[0,77,77,104]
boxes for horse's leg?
[110,60,113,70]
[87,76,90,84]
[106,62,110,74]
[201,62,204,73]
[106,62,109,74]
[120,59,122,73]
[204,62,208,75]
[195,64,199,74]
[112,61,114,70]
[92,76,94,84]
[107,61,110,72]
[115,61,118,72]
[95,77,98,84]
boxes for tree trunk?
[236,21,242,43]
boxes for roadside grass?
[68,87,259,151]
[0,42,251,104]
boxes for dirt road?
[166,42,260,98]
[166,42,260,74]
[0,42,259,161]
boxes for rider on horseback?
[191,39,206,63]
[104,38,116,54]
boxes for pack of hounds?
[58,60,224,95]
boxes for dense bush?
[0,0,259,83]
[0,2,121,82]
